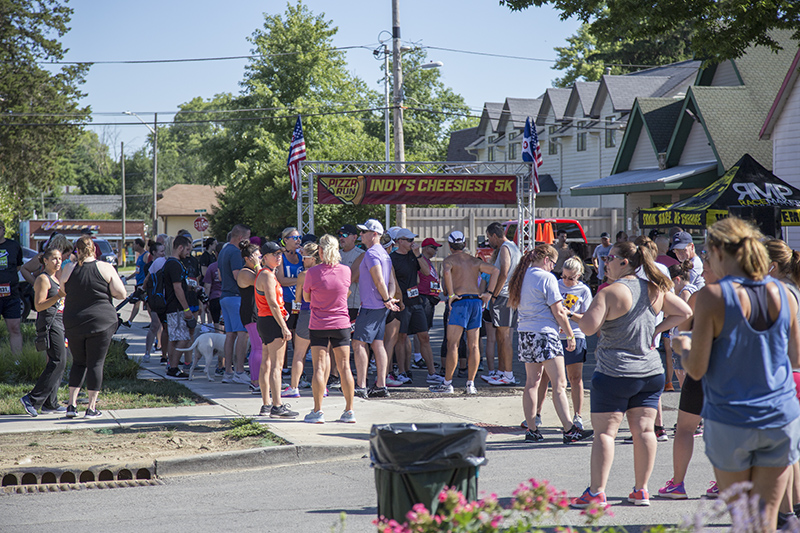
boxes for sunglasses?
[338,233,351,238]
[603,254,619,263]
[399,238,415,243]
[285,235,302,241]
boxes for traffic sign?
[194,209,207,213]
[194,216,210,232]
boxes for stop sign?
[194,216,210,232]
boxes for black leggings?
[29,320,67,409]
[66,323,117,391]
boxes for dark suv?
[93,238,118,269]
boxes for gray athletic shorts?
[489,295,518,328]
[295,309,310,340]
[704,416,800,471]
[353,307,389,343]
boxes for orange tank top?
[255,267,287,318]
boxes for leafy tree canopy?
[0,0,90,222]
[552,20,693,87]
[500,0,799,62]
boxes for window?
[577,121,587,152]
[508,142,518,160]
[548,126,558,155]
[508,132,516,141]
[605,116,616,148]
[488,147,494,161]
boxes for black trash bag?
[370,423,488,522]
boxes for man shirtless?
[430,231,499,395]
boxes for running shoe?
[563,425,594,443]
[573,414,584,431]
[520,419,528,429]
[658,479,688,500]
[40,404,67,414]
[655,426,669,442]
[535,414,542,428]
[488,374,517,386]
[66,405,78,419]
[281,386,300,398]
[221,372,234,383]
[367,386,389,398]
[298,373,311,389]
[628,487,650,506]
[524,429,544,442]
[232,371,250,384]
[270,404,299,419]
[166,367,189,379]
[142,354,151,363]
[429,382,454,394]
[84,408,103,419]
[368,362,377,374]
[664,382,675,392]
[410,358,426,369]
[386,374,404,387]
[426,373,445,384]
[249,383,261,395]
[694,421,704,437]
[20,395,38,417]
[705,481,719,499]
[465,382,478,395]
[258,404,272,416]
[215,366,225,376]
[303,410,325,424]
[397,372,412,384]
[281,368,291,375]
[570,488,607,509]
[159,356,168,366]
[480,370,499,383]
[354,387,369,399]
[339,410,357,424]
[623,434,634,443]
[327,375,341,389]
[323,387,329,398]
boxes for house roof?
[157,184,225,216]
[761,48,800,139]
[612,98,684,173]
[570,82,600,118]
[497,98,542,132]
[630,60,702,98]
[447,127,480,162]
[477,102,504,134]
[536,88,572,126]
[590,75,671,117]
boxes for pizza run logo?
[318,176,366,205]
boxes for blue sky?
[59,0,581,155]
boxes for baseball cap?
[357,219,384,235]
[338,224,358,236]
[260,241,282,254]
[600,232,610,239]
[395,228,418,240]
[671,231,693,250]
[421,238,441,248]
[387,226,402,240]
[301,234,317,245]
[448,230,465,244]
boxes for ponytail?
[75,235,95,266]
[507,244,557,308]
[709,217,768,280]
[616,239,673,292]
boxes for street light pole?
[384,44,391,230]
[123,111,158,237]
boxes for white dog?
[174,332,226,381]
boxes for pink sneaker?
[658,479,687,499]
[706,481,719,498]
[628,487,650,506]
[570,487,608,509]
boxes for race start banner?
[316,174,517,205]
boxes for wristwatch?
[567,312,574,318]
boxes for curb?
[155,443,368,477]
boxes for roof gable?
[497,97,542,132]
[591,75,671,117]
[564,82,600,122]
[536,88,571,126]
[613,98,683,173]
[447,127,480,162]
[477,102,504,135]
[761,48,800,138]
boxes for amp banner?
[316,174,517,205]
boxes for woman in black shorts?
[302,235,354,424]
[657,261,718,500]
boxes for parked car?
[93,238,118,269]
[476,218,589,261]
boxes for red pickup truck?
[476,218,588,261]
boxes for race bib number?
[430,282,441,294]
[406,286,419,299]
[187,278,198,288]
[292,300,302,313]
[0,284,9,297]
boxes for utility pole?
[121,142,126,266]
[384,44,391,230]
[392,0,406,228]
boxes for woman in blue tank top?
[678,218,800,529]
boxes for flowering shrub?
[374,478,612,533]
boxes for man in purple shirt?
[352,219,399,399]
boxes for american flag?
[522,117,543,194]
[287,115,307,200]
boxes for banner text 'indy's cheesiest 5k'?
[316,174,517,205]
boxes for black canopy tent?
[639,154,800,229]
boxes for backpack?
[145,258,180,314]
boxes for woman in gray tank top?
[569,239,692,509]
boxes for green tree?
[205,3,384,239]
[552,21,693,87]
[0,0,90,223]
[499,0,799,62]
[55,130,118,194]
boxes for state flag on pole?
[287,115,307,201]
[522,117,543,194]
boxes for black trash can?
[370,422,488,522]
